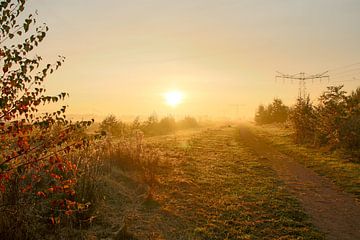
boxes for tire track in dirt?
[237,125,360,240]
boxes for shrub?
[144,115,200,135]
[339,87,360,151]
[99,114,127,137]
[290,96,316,144]
[141,114,159,136]
[288,85,360,157]
[178,116,199,129]
[157,116,176,134]
[0,1,93,238]
[315,86,348,147]
[255,98,289,124]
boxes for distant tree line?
[99,114,199,137]
[255,86,360,155]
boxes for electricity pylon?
[275,71,330,98]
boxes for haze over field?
[2,1,360,238]
[31,0,360,118]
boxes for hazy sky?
[27,0,360,119]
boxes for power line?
[331,73,360,80]
[330,67,360,76]
[328,62,360,72]
[275,71,329,98]
[330,77,360,83]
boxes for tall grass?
[0,125,161,239]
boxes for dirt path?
[237,124,360,240]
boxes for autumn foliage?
[0,1,93,238]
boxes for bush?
[140,115,198,136]
[340,87,360,150]
[290,96,316,144]
[315,86,348,147]
[258,86,359,158]
[99,114,127,137]
[178,116,199,129]
[0,1,93,238]
[157,116,176,134]
[289,85,360,157]
[255,98,289,124]
[140,114,159,136]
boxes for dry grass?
[249,123,360,200]
[1,124,331,239]
[0,126,162,239]
[92,126,323,239]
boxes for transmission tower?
[275,71,330,98]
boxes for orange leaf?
[65,210,73,216]
[36,191,46,198]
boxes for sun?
[164,90,184,107]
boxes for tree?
[270,98,289,123]
[141,113,159,136]
[178,116,199,129]
[255,104,268,124]
[99,114,126,136]
[315,86,348,146]
[158,116,176,134]
[255,98,289,124]
[290,95,316,143]
[289,86,360,154]
[340,87,360,150]
[0,0,91,236]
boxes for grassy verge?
[248,123,360,200]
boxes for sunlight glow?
[164,91,184,107]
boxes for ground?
[87,124,360,240]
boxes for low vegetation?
[99,114,200,137]
[0,1,96,238]
[134,127,324,239]
[255,86,360,160]
[1,1,358,239]
[255,98,289,124]
[291,86,360,155]
[0,2,160,238]
[249,124,360,200]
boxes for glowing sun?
[164,90,184,107]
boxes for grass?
[128,126,324,239]
[0,125,161,240]
[249,123,360,200]
[1,124,328,239]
